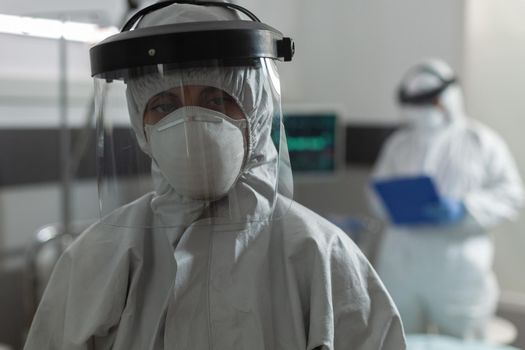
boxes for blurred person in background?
[371,58,524,340]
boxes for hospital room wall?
[463,0,525,294]
[294,0,465,122]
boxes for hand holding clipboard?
[372,175,465,226]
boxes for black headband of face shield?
[90,0,295,79]
[122,0,261,31]
[397,66,458,106]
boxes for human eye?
[209,96,225,106]
[152,102,178,114]
[199,87,244,119]
[203,88,236,109]
[144,92,182,124]
[207,92,227,107]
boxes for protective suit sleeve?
[300,230,406,349]
[463,132,524,229]
[23,230,131,350]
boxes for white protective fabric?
[372,59,524,338]
[24,3,406,350]
[24,198,405,350]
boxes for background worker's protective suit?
[372,59,524,339]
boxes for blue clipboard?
[372,175,441,225]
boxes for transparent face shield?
[93,58,293,228]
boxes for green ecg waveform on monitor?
[287,136,330,152]
[277,113,337,172]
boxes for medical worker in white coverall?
[372,59,523,339]
[24,1,405,349]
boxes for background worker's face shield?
[93,58,293,228]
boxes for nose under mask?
[144,106,247,200]
[403,106,448,130]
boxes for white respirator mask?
[144,106,247,200]
[403,106,447,130]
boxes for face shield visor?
[90,2,295,229]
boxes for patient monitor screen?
[281,113,337,173]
